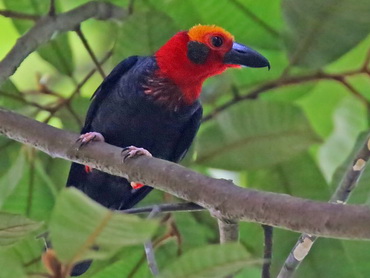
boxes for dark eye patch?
[187,41,210,64]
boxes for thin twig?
[362,48,370,70]
[218,219,239,244]
[202,67,369,122]
[0,1,126,85]
[261,225,273,278]
[48,0,56,16]
[128,0,135,15]
[127,215,177,278]
[217,219,239,278]
[65,104,83,128]
[144,206,161,276]
[26,148,36,217]
[228,0,279,38]
[43,50,112,123]
[0,90,53,111]
[277,133,370,278]
[75,27,106,78]
[0,9,40,21]
[122,202,204,214]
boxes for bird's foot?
[77,132,105,148]
[121,146,152,161]
[121,146,152,190]
[76,132,105,173]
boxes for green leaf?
[0,212,42,246]
[196,100,320,170]
[0,235,44,278]
[159,243,252,278]
[247,152,329,200]
[89,247,145,278]
[34,158,59,199]
[147,0,282,50]
[3,0,75,75]
[37,33,75,76]
[282,0,370,68]
[296,81,349,138]
[0,151,25,208]
[0,249,26,278]
[0,80,24,109]
[318,96,368,181]
[49,188,158,263]
[113,11,177,61]
[2,152,55,221]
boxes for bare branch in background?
[49,0,56,16]
[0,9,40,21]
[217,219,239,278]
[218,219,239,244]
[75,27,106,79]
[261,225,273,278]
[277,133,370,278]
[43,50,112,124]
[144,206,161,276]
[0,1,126,85]
[123,202,204,214]
[203,65,370,122]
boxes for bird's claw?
[76,132,105,150]
[121,146,151,189]
[121,146,152,162]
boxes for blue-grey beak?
[223,42,270,69]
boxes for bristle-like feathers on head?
[188,24,234,43]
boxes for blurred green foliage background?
[0,0,369,277]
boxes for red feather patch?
[130,182,144,189]
[84,165,92,173]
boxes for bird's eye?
[211,36,223,47]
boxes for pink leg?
[77,132,105,173]
[122,146,152,189]
[77,132,105,145]
[122,146,152,161]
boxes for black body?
[66,56,202,275]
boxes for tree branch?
[122,202,204,214]
[218,220,239,244]
[261,225,273,278]
[49,0,56,16]
[203,68,368,122]
[75,27,106,79]
[277,133,370,278]
[1,108,370,239]
[0,10,40,21]
[0,1,127,85]
[144,206,160,276]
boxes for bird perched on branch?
[66,24,269,276]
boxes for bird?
[65,24,270,276]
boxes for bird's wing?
[82,56,139,133]
[171,105,203,162]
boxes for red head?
[155,25,269,104]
